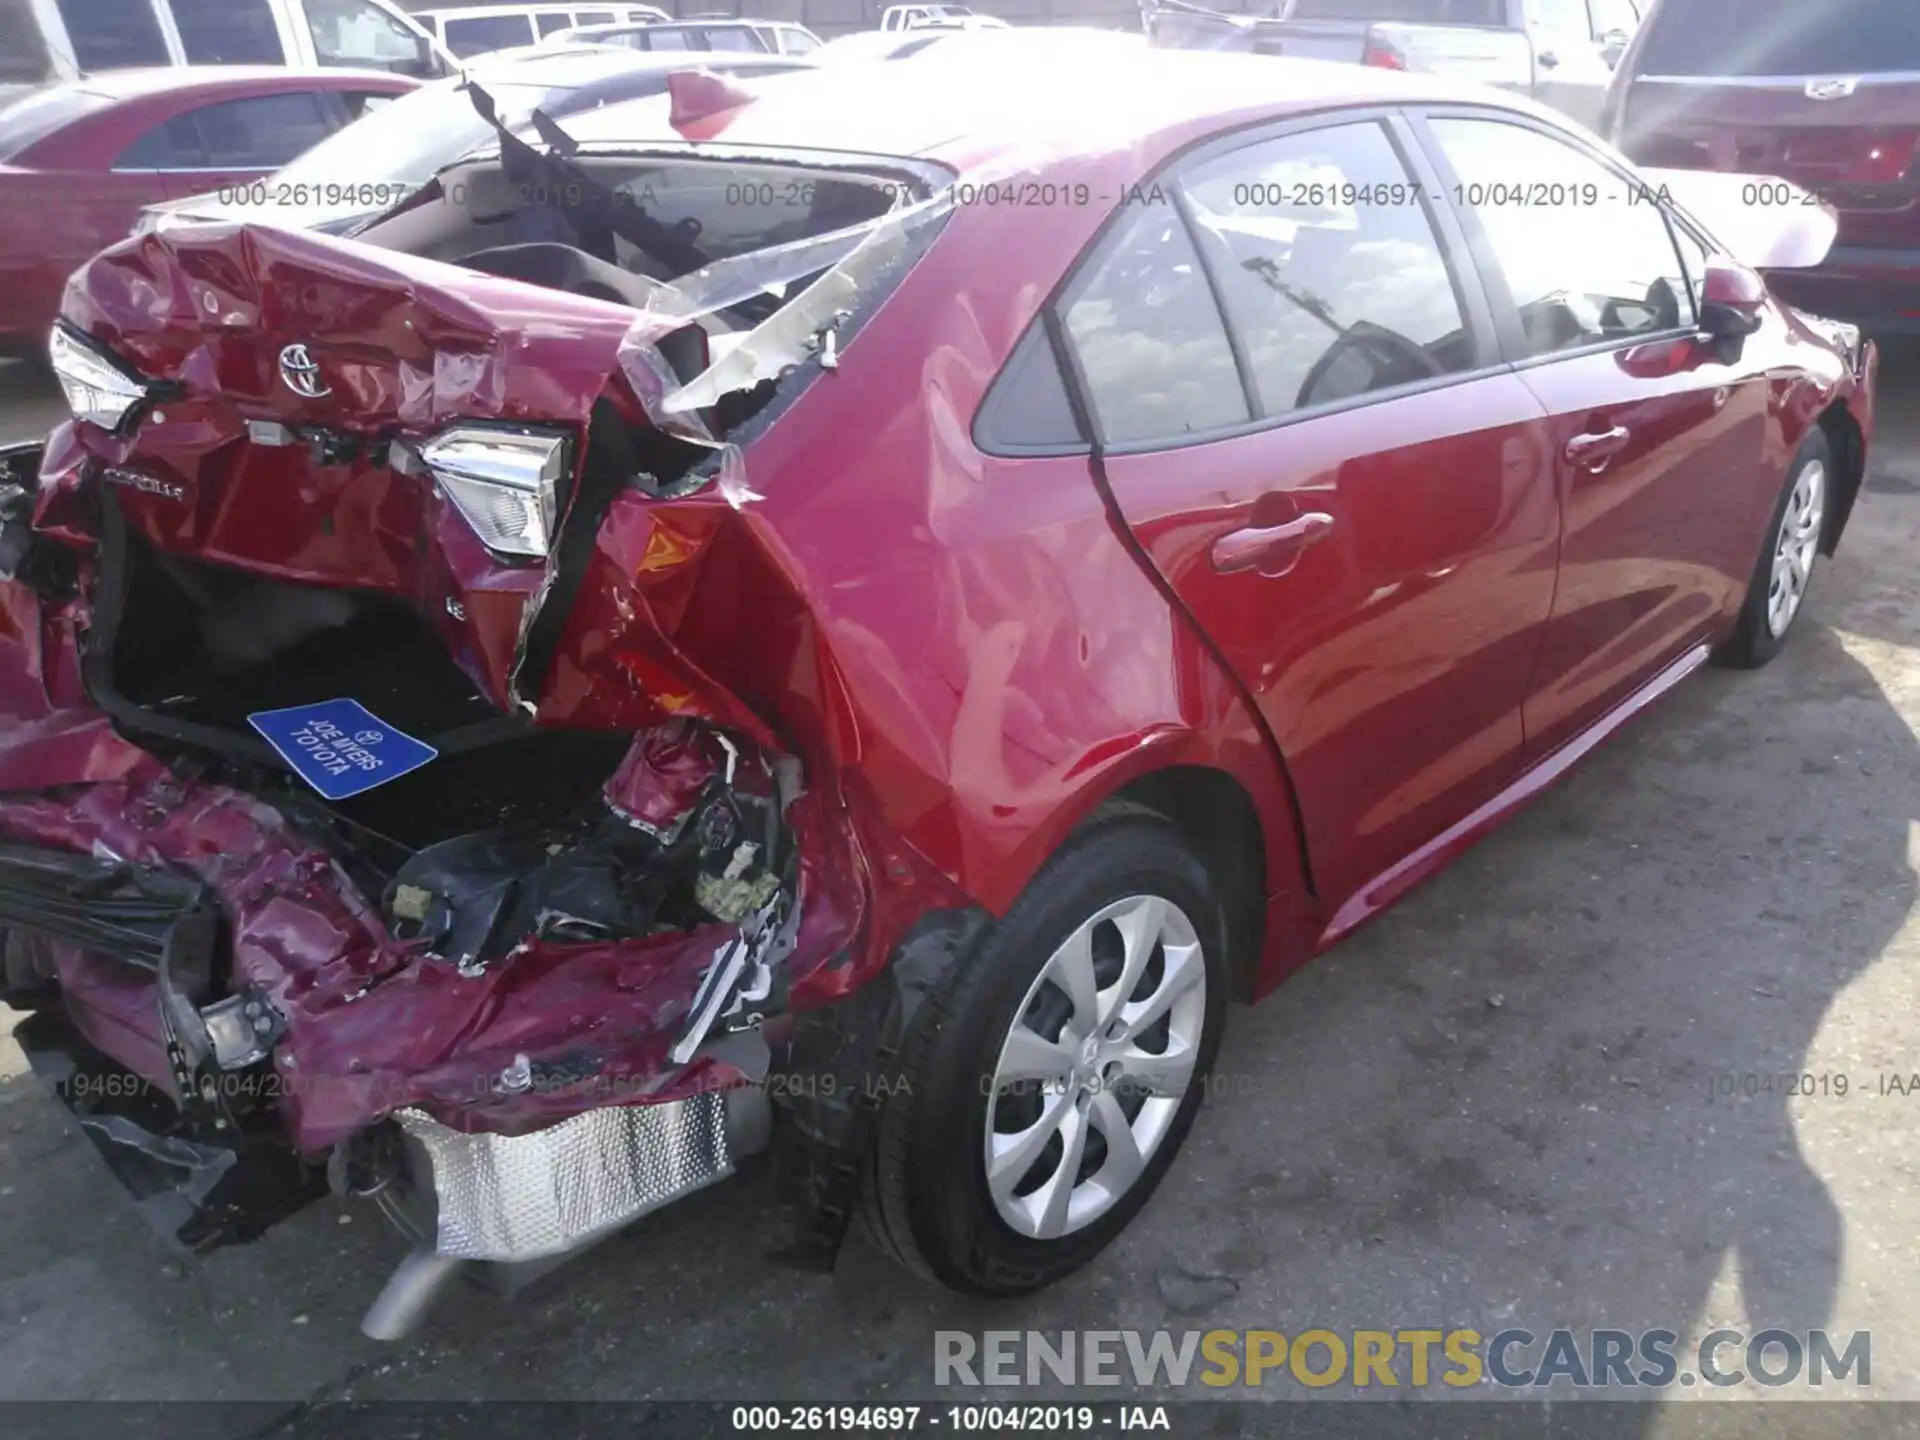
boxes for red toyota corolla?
[0,66,418,359]
[0,50,1876,1335]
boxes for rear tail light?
[49,327,149,433]
[1360,31,1407,70]
[419,427,569,561]
[1855,130,1920,185]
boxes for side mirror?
[1698,258,1767,341]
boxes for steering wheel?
[1295,322,1446,410]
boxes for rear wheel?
[861,812,1229,1295]
[1717,430,1830,670]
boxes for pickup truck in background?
[1142,0,1645,132]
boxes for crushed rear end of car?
[0,129,967,1334]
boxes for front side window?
[781,29,820,54]
[1430,117,1693,356]
[442,13,537,56]
[1062,192,1250,446]
[305,0,436,76]
[536,13,571,35]
[1180,122,1474,418]
[169,0,284,63]
[55,0,170,70]
[646,27,692,50]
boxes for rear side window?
[702,27,763,52]
[117,113,206,169]
[119,92,337,169]
[1062,192,1250,446]
[169,0,285,63]
[55,0,170,70]
[646,27,692,50]
[576,10,616,22]
[1288,0,1504,23]
[443,14,536,55]
[535,13,572,35]
[1180,122,1474,418]
[1430,118,1694,354]
[1637,0,1920,76]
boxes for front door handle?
[1564,424,1631,473]
[1538,50,1560,68]
[1211,512,1335,575]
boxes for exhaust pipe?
[358,1086,770,1339]
[360,1244,467,1341]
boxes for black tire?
[1716,429,1831,671]
[860,810,1230,1295]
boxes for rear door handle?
[1538,50,1560,68]
[1211,512,1335,575]
[1564,424,1631,473]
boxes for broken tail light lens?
[418,427,569,560]
[49,326,149,432]
[1360,31,1408,70]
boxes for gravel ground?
[0,348,1916,1432]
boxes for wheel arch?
[1097,766,1271,1004]
[1816,399,1866,558]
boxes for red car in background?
[0,66,417,359]
[1604,0,1920,332]
[0,51,1877,1335]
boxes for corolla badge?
[278,343,330,399]
[1805,77,1861,100]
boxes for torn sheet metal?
[613,191,956,451]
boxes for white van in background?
[7,0,454,86]
[412,3,669,57]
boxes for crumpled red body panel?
[0,722,877,1151]
[45,226,648,713]
[6,190,1319,1157]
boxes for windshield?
[1637,0,1920,77]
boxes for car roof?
[559,45,1537,168]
